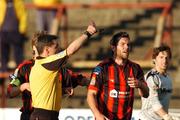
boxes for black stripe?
[42,57,67,71]
[133,63,144,81]
[132,64,137,77]
[19,61,34,112]
[103,64,109,117]
[124,63,130,92]
[61,68,72,88]
[112,64,119,116]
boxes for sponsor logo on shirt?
[110,89,130,98]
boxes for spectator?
[0,0,27,71]
[33,0,61,33]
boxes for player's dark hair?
[152,44,172,59]
[110,32,130,46]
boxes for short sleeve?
[146,76,162,111]
[136,64,145,81]
[41,50,68,70]
[88,66,103,91]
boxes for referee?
[29,22,96,120]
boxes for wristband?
[83,31,92,39]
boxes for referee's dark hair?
[31,31,58,54]
[110,32,130,47]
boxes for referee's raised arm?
[66,21,97,56]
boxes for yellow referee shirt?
[30,50,67,111]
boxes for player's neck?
[114,57,127,66]
[154,67,166,74]
[40,52,49,58]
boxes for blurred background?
[0,0,179,112]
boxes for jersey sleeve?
[61,68,89,89]
[72,75,88,88]
[61,68,72,88]
[88,66,103,91]
[41,50,68,70]
[7,64,28,95]
[9,67,25,87]
[146,76,162,111]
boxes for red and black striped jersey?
[61,69,89,89]
[7,59,34,113]
[7,60,88,113]
[88,58,145,120]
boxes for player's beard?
[121,52,129,59]
[115,52,129,61]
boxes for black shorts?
[20,112,31,120]
[30,108,59,120]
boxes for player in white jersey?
[139,45,175,120]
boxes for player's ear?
[44,46,49,55]
[32,45,39,57]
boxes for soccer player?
[29,22,96,120]
[87,32,149,120]
[139,45,174,120]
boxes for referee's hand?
[86,21,97,36]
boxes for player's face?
[155,51,170,71]
[115,37,130,59]
[48,40,59,55]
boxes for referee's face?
[47,40,59,56]
[115,37,130,59]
